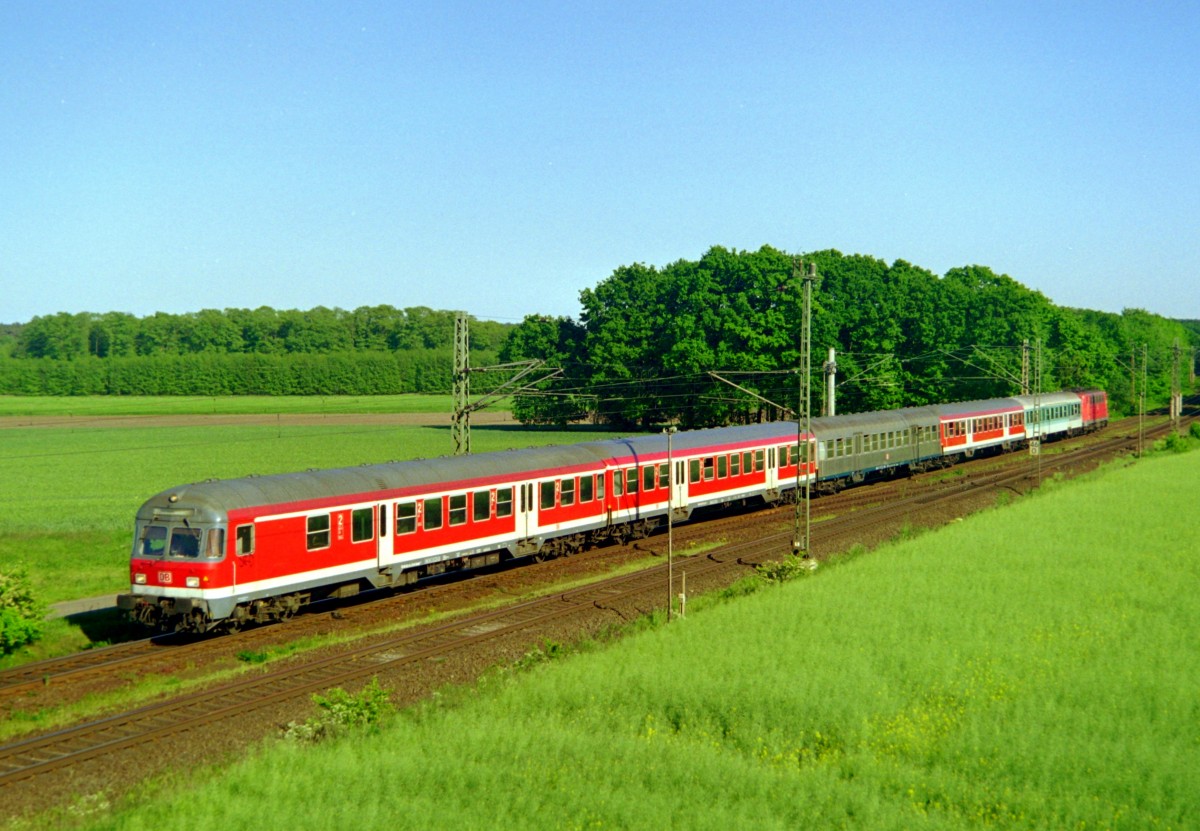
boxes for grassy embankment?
[69,447,1200,831]
[0,395,622,664]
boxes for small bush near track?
[0,566,43,654]
[283,677,394,744]
[755,553,818,583]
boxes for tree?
[0,566,43,655]
[500,315,587,424]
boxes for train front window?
[169,528,203,558]
[138,525,168,558]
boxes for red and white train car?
[933,398,1027,457]
[119,423,817,632]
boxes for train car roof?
[928,397,1023,417]
[137,421,809,519]
[1012,391,1085,408]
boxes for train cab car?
[934,398,1025,458]
[119,497,232,631]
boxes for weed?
[512,638,571,671]
[755,554,818,583]
[236,650,270,664]
[283,677,394,743]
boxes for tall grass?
[74,451,1200,830]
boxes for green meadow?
[65,445,1199,829]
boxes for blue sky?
[3,1,1198,325]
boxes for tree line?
[5,305,511,359]
[4,251,1194,411]
[498,246,1197,427]
[0,306,510,396]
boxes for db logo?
[158,571,172,584]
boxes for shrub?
[0,566,44,654]
[284,677,394,743]
[755,554,818,584]
[1158,432,1193,454]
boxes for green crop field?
[69,449,1200,830]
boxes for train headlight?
[134,573,147,585]
[186,576,200,588]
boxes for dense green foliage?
[0,566,43,654]
[501,246,1197,427]
[76,452,1200,830]
[0,306,511,396]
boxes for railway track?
[1,407,1193,807]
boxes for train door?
[764,447,778,492]
[376,502,392,562]
[671,459,687,517]
[517,482,536,540]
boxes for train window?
[718,455,728,477]
[702,457,715,481]
[205,529,225,559]
[424,498,443,531]
[562,478,576,506]
[140,524,168,557]
[658,463,669,489]
[352,508,374,543]
[614,471,624,496]
[306,514,330,550]
[689,459,700,483]
[596,474,605,500]
[496,488,514,518]
[170,528,202,558]
[728,453,740,476]
[474,490,491,521]
[449,494,467,526]
[754,450,765,471]
[541,481,556,510]
[235,525,254,556]
[396,502,416,534]
[580,475,594,503]
[643,465,656,491]
[626,468,639,494]
[350,509,372,542]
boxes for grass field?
[64,448,1199,830]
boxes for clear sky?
[3,1,1198,325]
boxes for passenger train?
[118,389,1107,632]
